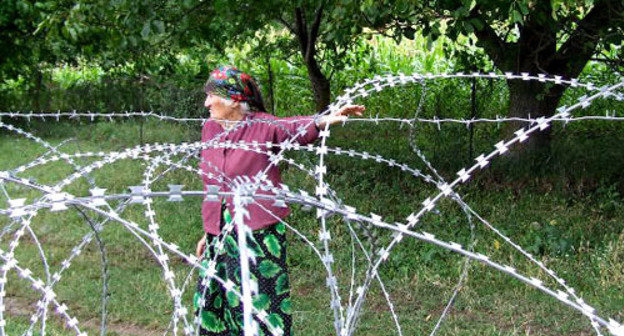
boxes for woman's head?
[204,93,247,121]
[204,66,266,116]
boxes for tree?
[214,0,367,112]
[25,0,370,113]
[0,0,78,110]
[370,0,624,153]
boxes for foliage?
[0,0,55,81]
[378,0,624,74]
[8,0,385,111]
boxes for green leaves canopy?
[373,0,624,76]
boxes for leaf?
[275,273,290,296]
[268,313,284,330]
[198,259,210,278]
[280,297,292,314]
[68,26,77,40]
[263,234,281,258]
[223,209,232,223]
[258,260,281,278]
[225,235,239,257]
[209,279,218,294]
[403,27,416,40]
[234,266,241,282]
[227,290,240,307]
[224,310,239,332]
[275,223,286,234]
[469,18,484,31]
[141,21,151,39]
[253,293,271,311]
[200,311,226,332]
[153,20,165,34]
[453,7,469,18]
[248,237,265,258]
[213,294,222,308]
[552,0,563,12]
[193,291,202,310]
[461,0,476,11]
[511,10,524,24]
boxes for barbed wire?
[0,72,623,336]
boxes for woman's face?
[205,94,244,120]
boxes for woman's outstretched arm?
[268,105,366,145]
[316,105,365,129]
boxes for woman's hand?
[196,235,207,259]
[317,105,365,129]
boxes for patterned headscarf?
[204,65,266,112]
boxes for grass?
[0,118,623,336]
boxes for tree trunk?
[504,79,566,160]
[307,66,331,112]
[292,5,331,113]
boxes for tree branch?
[467,6,513,70]
[549,0,624,77]
[294,7,309,58]
[307,0,325,61]
[277,15,296,35]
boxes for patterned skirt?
[194,204,292,336]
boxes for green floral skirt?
[194,205,292,336]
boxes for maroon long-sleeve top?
[199,112,320,235]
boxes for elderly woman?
[194,65,364,335]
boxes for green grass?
[0,120,623,335]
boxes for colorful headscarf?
[204,65,266,112]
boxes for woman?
[194,65,364,335]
